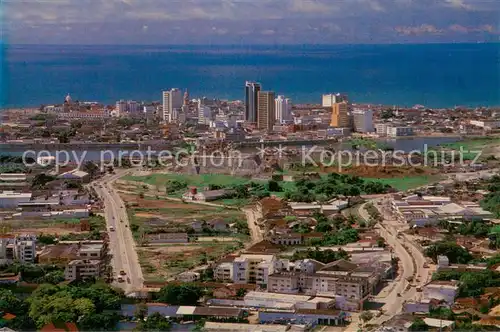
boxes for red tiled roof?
[2,313,16,320]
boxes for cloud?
[448,23,497,33]
[3,0,499,44]
[443,0,475,10]
[395,24,443,35]
[260,29,276,35]
[289,0,334,13]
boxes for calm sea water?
[2,43,499,108]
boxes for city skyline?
[2,0,499,44]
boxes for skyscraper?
[352,109,374,133]
[162,88,183,123]
[275,95,291,124]
[245,81,261,123]
[322,93,348,107]
[257,91,275,131]
[330,101,349,128]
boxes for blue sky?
[2,0,499,44]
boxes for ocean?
[1,43,499,108]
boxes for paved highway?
[358,198,429,325]
[92,170,144,294]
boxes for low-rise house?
[57,169,90,183]
[203,322,290,332]
[0,191,32,208]
[270,232,302,245]
[423,280,459,305]
[258,308,349,326]
[146,232,188,244]
[176,271,200,282]
[182,188,235,202]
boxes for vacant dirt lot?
[138,241,242,281]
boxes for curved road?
[92,170,144,294]
[358,198,429,325]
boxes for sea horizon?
[2,43,499,109]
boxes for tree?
[377,237,386,248]
[409,318,429,331]
[82,161,100,178]
[360,311,373,323]
[37,233,57,245]
[267,180,282,192]
[157,284,203,305]
[135,312,171,331]
[424,241,473,264]
[135,303,148,321]
[236,288,248,298]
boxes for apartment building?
[214,254,278,286]
[267,259,374,311]
[15,234,37,263]
[78,241,106,260]
[0,235,15,264]
[64,259,103,281]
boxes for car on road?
[109,226,115,231]
[117,277,124,283]
[120,270,126,275]
[397,293,401,297]
[127,277,130,283]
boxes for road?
[243,207,264,244]
[357,198,428,325]
[92,170,144,294]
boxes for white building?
[275,95,291,124]
[352,109,374,133]
[375,123,388,136]
[469,120,500,130]
[0,191,32,208]
[162,88,183,123]
[15,234,36,263]
[422,281,458,305]
[322,93,347,107]
[387,126,414,137]
[116,100,127,116]
[214,254,277,285]
[198,103,211,125]
[64,259,103,281]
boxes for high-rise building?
[330,101,349,128]
[245,81,261,123]
[115,100,127,116]
[127,100,138,113]
[198,104,211,125]
[275,95,291,124]
[257,91,275,131]
[162,89,183,122]
[352,109,374,133]
[322,93,348,107]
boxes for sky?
[1,0,499,44]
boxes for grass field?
[364,175,442,191]
[437,137,500,160]
[123,173,287,205]
[124,173,250,189]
